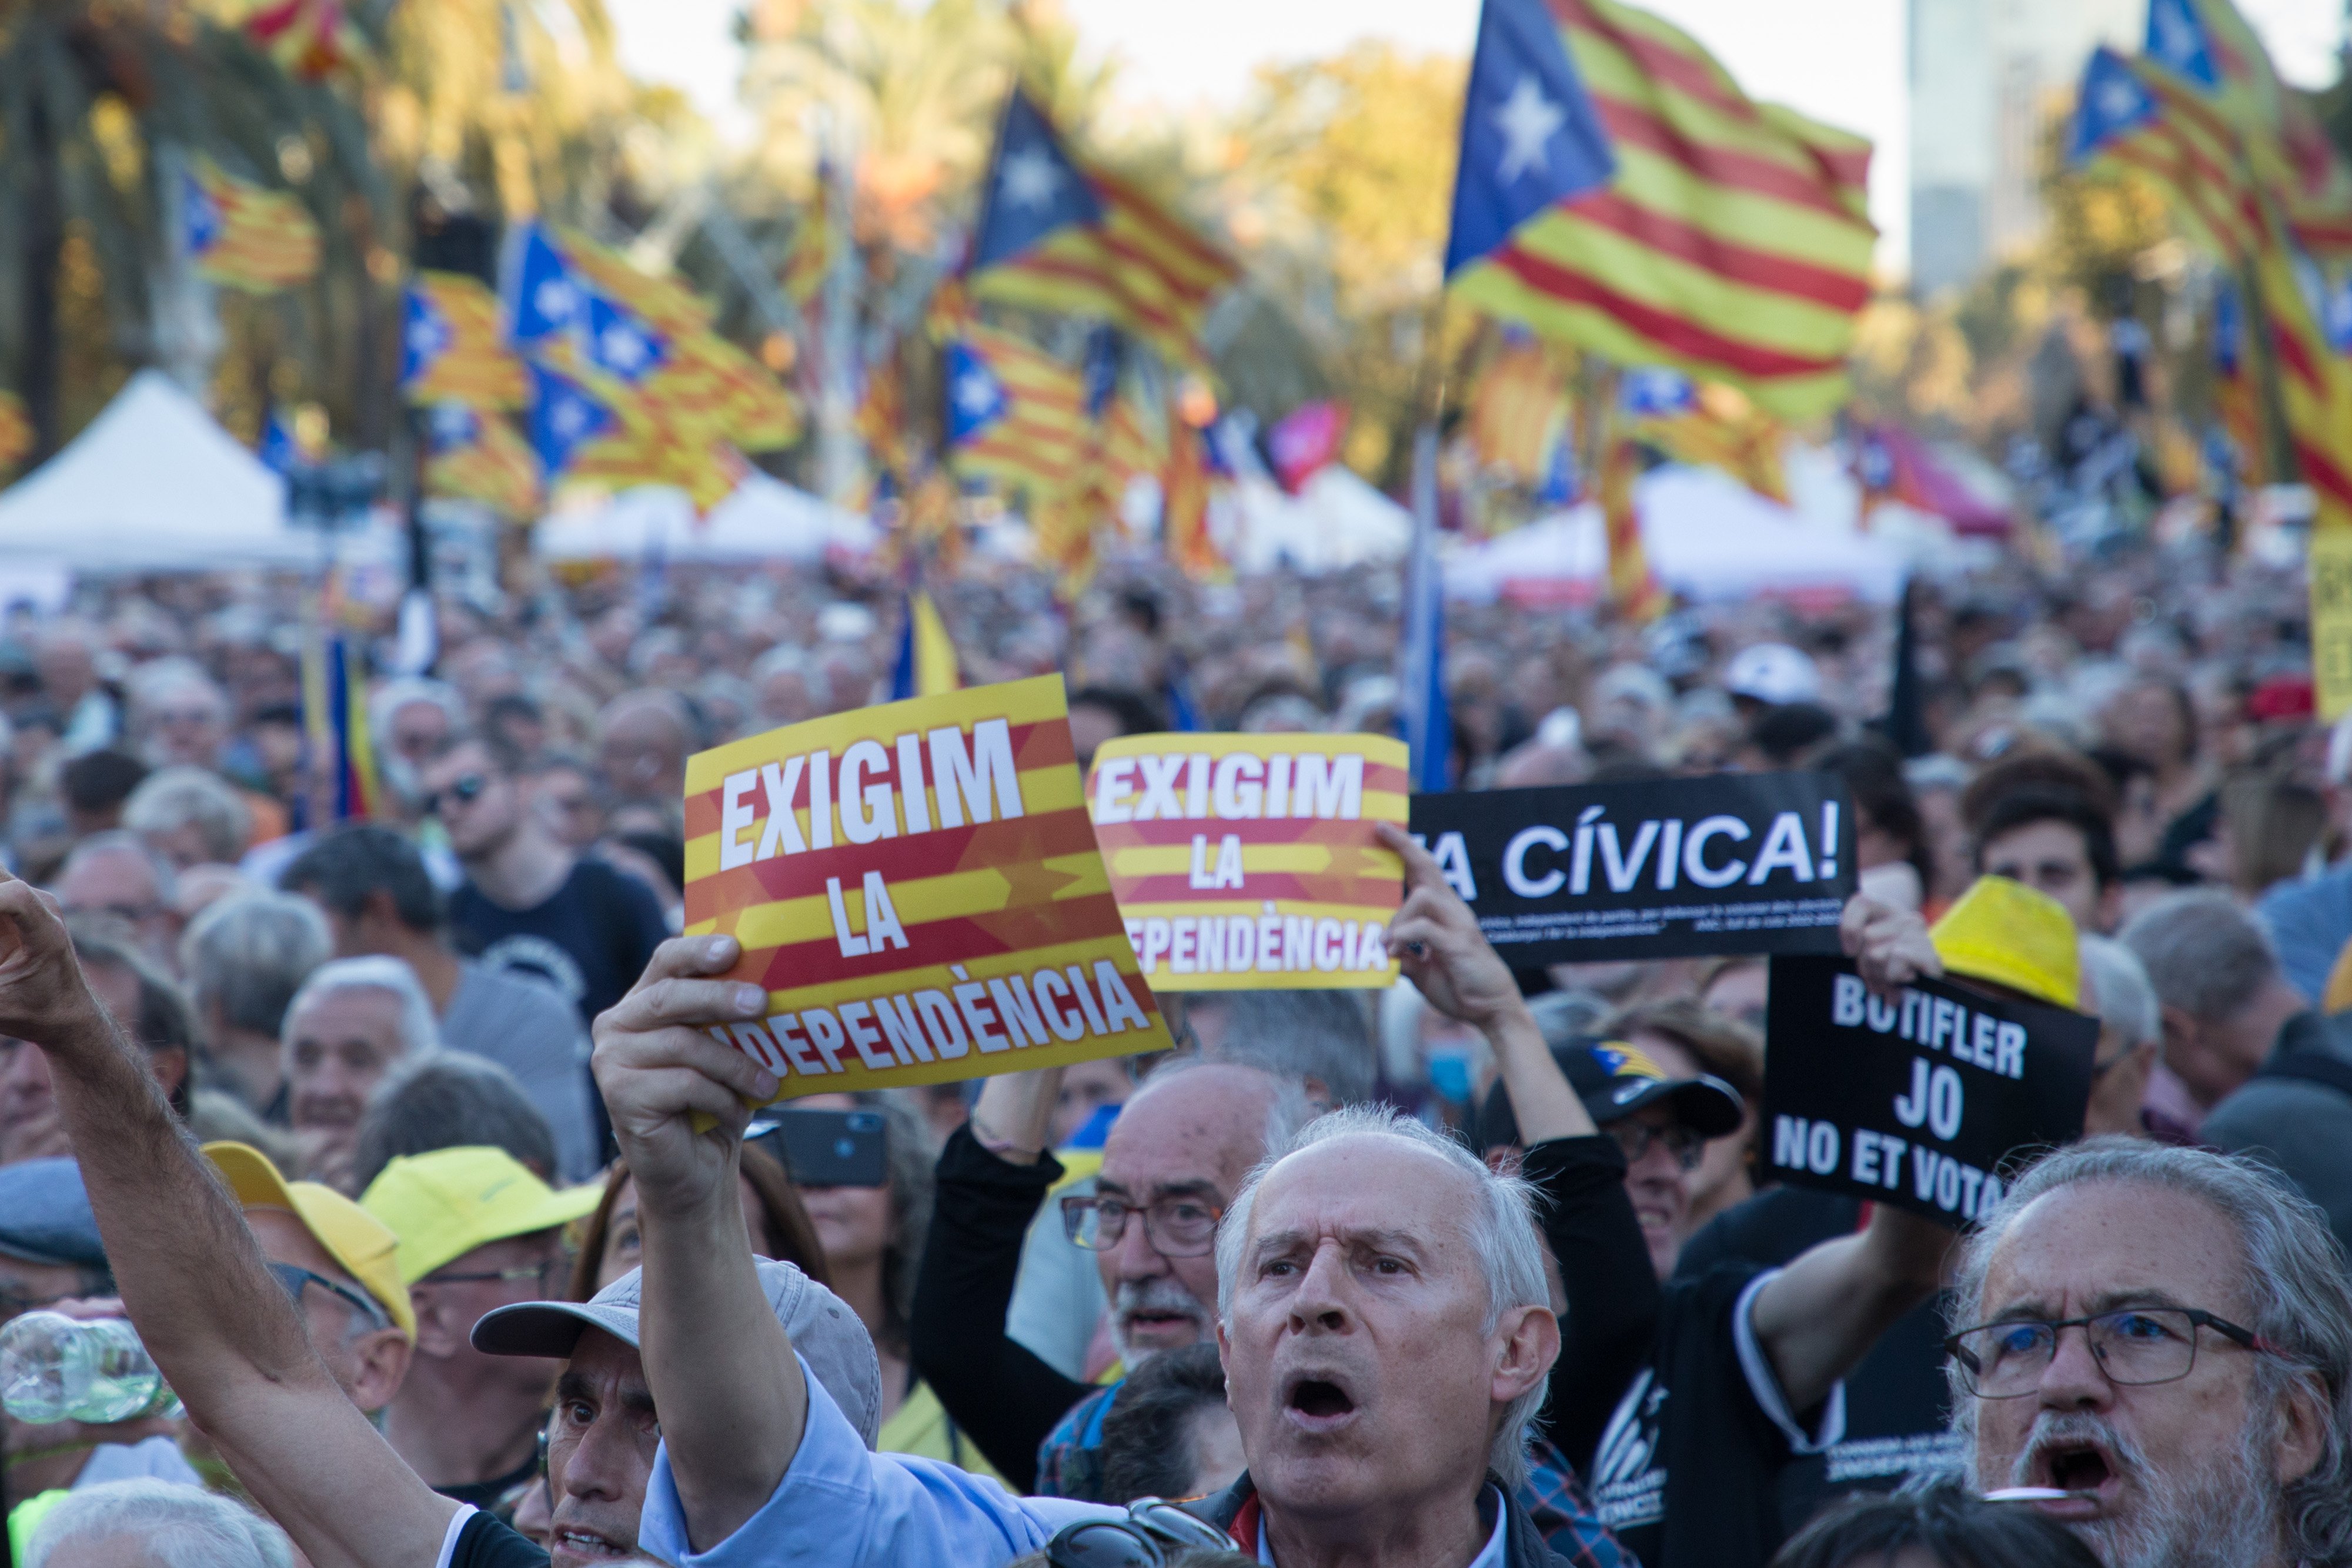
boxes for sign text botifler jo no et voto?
[683,676,1172,1098]
[1086,733,1409,991]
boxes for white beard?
[2000,1409,2286,1568]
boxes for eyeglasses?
[1946,1306,2280,1399]
[1046,1499,1232,1568]
[267,1261,392,1332]
[422,773,489,814]
[1061,1193,1223,1258]
[1611,1119,1706,1172]
[414,1261,553,1291]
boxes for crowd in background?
[4,519,2352,1568]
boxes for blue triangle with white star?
[944,341,1010,445]
[584,295,669,383]
[506,225,587,346]
[1443,0,1616,278]
[971,90,1105,272]
[400,287,451,386]
[2146,0,2220,89]
[179,170,222,257]
[526,362,616,474]
[2067,48,2159,165]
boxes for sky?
[604,0,2349,278]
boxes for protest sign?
[683,675,1172,1098]
[1408,771,1853,965]
[1087,733,1408,990]
[1760,954,2097,1228]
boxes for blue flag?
[971,91,1104,271]
[505,224,587,346]
[584,295,669,383]
[2067,48,2159,166]
[525,362,616,474]
[2145,0,2219,89]
[1398,425,1452,794]
[943,341,1009,446]
[1443,0,1616,277]
[400,286,452,386]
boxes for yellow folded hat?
[204,1141,415,1337]
[359,1146,603,1285]
[1929,875,2080,1010]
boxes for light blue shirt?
[640,1355,1121,1568]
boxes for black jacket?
[1185,1472,1576,1568]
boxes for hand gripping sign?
[684,676,1172,1098]
[1760,955,2097,1229]
[1086,733,1409,990]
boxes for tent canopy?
[1232,466,1411,574]
[0,371,314,570]
[1448,465,1905,607]
[533,473,877,563]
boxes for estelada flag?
[684,676,1171,1097]
[182,159,319,293]
[403,273,527,410]
[1086,733,1408,992]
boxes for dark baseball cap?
[1478,1038,1745,1151]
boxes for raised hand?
[1377,821,1527,1032]
[1840,891,1941,997]
[0,871,111,1054]
[592,935,781,1216]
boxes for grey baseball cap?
[0,1158,109,1272]
[470,1258,883,1447]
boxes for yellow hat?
[203,1141,415,1338]
[359,1146,603,1285]
[1930,875,2080,1010]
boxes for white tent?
[1447,464,1906,607]
[0,371,315,570]
[532,472,877,563]
[1232,466,1412,574]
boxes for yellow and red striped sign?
[684,677,1171,1098]
[1450,0,1875,422]
[1085,734,1409,991]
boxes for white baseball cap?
[1723,642,1821,706]
[472,1258,884,1448]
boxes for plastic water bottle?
[0,1312,178,1424]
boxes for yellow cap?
[203,1142,415,1337]
[1930,875,2080,1010]
[358,1147,603,1285]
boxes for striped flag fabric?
[783,193,834,309]
[2210,279,2270,486]
[967,91,1240,372]
[1598,424,1666,622]
[302,634,382,825]
[1466,337,1571,483]
[943,325,1091,498]
[1445,0,1875,422]
[423,403,543,519]
[402,272,526,409]
[1161,411,1226,581]
[182,159,319,293]
[242,0,367,79]
[1632,380,1790,503]
[888,591,961,700]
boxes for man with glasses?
[360,1145,599,1509]
[1950,1138,2352,1568]
[420,734,668,1035]
[203,1141,416,1418]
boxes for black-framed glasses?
[1611,1120,1705,1172]
[422,773,489,815]
[1061,1193,1222,1258]
[267,1261,392,1332]
[415,1261,553,1291]
[1946,1306,2280,1398]
[1046,1498,1231,1568]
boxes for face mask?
[1425,1044,1476,1105]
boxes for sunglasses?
[422,773,489,815]
[1045,1499,1231,1568]
[267,1261,391,1331]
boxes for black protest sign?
[1760,954,2098,1229]
[1408,771,1854,964]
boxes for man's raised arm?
[0,872,459,1568]
[592,933,798,1552]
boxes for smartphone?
[747,1108,888,1188]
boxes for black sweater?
[909,1125,1662,1492]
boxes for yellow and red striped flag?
[0,393,30,477]
[783,198,834,310]
[242,0,368,79]
[943,324,1091,499]
[1633,381,1789,503]
[402,272,526,410]
[423,404,543,519]
[1466,336,1571,483]
[181,159,319,293]
[1597,424,1665,622]
[1444,0,1874,423]
[1161,410,1225,581]
[967,92,1240,374]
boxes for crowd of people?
[0,525,2349,1568]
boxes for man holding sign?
[681,674,1172,1096]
